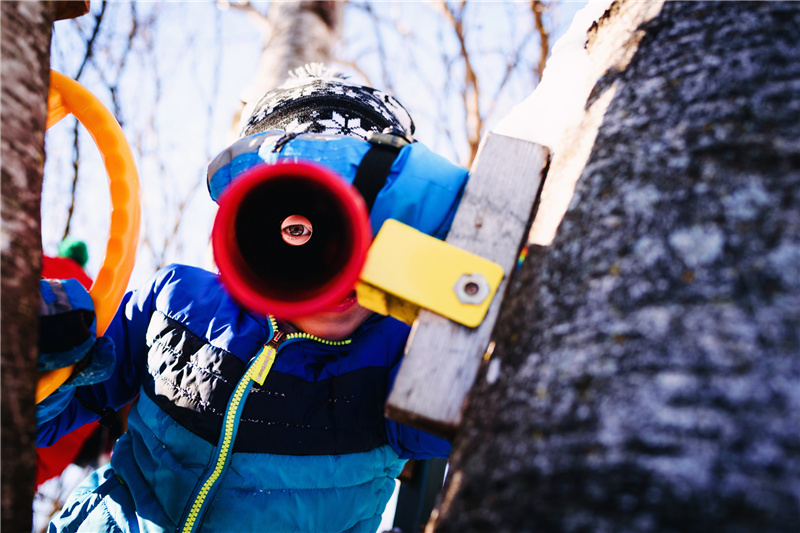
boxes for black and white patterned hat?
[241,64,415,140]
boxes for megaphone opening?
[212,161,371,319]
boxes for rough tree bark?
[432,2,800,532]
[1,1,54,531]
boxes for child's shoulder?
[145,264,268,342]
[157,263,216,281]
[143,263,226,310]
[147,263,219,293]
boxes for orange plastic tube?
[36,71,141,404]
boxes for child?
[37,66,469,533]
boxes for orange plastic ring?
[36,70,141,404]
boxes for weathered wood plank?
[385,132,548,438]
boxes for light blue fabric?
[36,388,75,426]
[205,446,404,532]
[112,392,210,529]
[207,132,469,239]
[51,358,407,533]
[48,463,163,533]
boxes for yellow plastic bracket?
[356,219,504,328]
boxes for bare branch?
[439,0,482,164]
[62,0,107,242]
[216,0,270,31]
[152,7,225,270]
[363,3,395,94]
[74,0,106,80]
[61,121,80,242]
[233,1,344,134]
[531,0,550,81]
[485,30,536,122]
[338,59,375,87]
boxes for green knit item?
[57,238,89,267]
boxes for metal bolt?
[464,282,480,296]
[454,274,491,305]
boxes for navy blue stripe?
[143,314,390,455]
[236,367,389,455]
[144,313,244,445]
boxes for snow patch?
[492,1,613,148]
[486,358,502,385]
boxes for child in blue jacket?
[37,66,467,533]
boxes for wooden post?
[385,132,548,438]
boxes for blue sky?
[43,1,586,290]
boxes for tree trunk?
[234,1,344,134]
[1,1,54,531]
[432,2,800,532]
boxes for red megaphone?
[211,161,371,319]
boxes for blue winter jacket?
[37,133,468,533]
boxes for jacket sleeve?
[36,267,172,447]
[384,360,452,460]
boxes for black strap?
[352,144,402,211]
[75,394,119,431]
[272,129,411,212]
[39,309,95,355]
[353,129,414,212]
[272,132,300,153]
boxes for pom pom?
[57,238,89,267]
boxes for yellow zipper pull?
[249,330,284,386]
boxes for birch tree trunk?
[1,1,54,531]
[234,1,343,134]
[432,2,800,531]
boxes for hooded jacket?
[37,132,468,533]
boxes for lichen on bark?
[432,2,800,532]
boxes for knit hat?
[240,64,415,140]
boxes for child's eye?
[285,225,310,237]
[280,215,313,246]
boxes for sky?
[42,1,588,292]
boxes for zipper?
[273,315,353,347]
[178,317,350,533]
